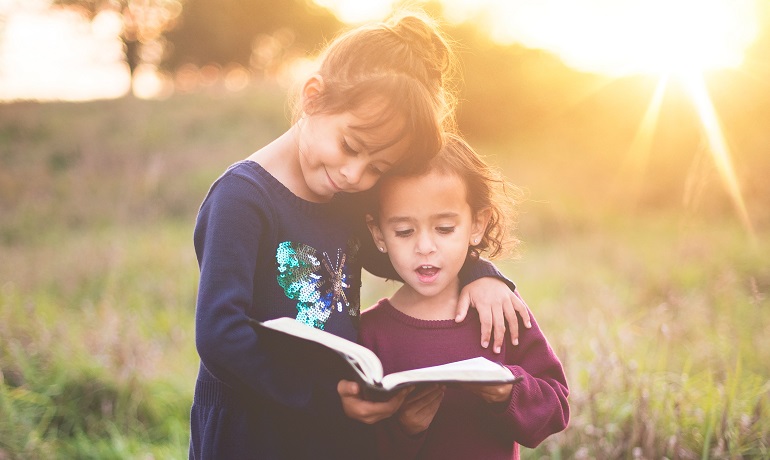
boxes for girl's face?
[368,170,488,300]
[296,98,410,202]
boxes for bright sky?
[318,0,760,76]
[0,0,763,100]
[448,0,760,76]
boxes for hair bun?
[386,13,453,87]
[303,9,458,160]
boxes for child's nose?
[415,232,437,255]
[340,160,366,186]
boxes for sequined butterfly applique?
[275,240,360,330]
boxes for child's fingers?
[413,386,444,415]
[398,386,444,435]
[460,382,513,403]
[513,291,532,329]
[337,379,360,397]
[502,295,520,347]
[475,303,493,349]
[338,381,410,424]
[404,384,442,403]
[393,387,413,405]
[455,290,471,323]
[491,301,506,354]
[377,388,411,414]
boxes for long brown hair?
[293,11,458,172]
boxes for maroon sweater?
[359,298,569,460]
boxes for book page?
[259,317,385,384]
[379,357,515,391]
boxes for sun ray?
[679,72,756,240]
[614,76,669,203]
[439,0,762,236]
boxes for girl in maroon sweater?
[361,134,569,459]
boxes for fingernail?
[526,322,532,328]
[513,339,519,346]
[494,346,501,354]
[482,341,489,348]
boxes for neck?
[389,278,460,320]
[247,125,308,196]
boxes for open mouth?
[415,265,440,282]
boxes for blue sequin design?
[275,241,357,329]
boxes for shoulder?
[361,298,390,319]
[198,161,295,224]
[359,299,392,349]
[195,162,282,242]
[206,161,275,201]
[360,299,392,329]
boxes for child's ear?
[365,214,387,253]
[470,208,491,246]
[300,75,324,115]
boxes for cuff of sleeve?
[458,257,516,292]
[500,365,526,418]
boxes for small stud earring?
[379,247,385,252]
[473,238,478,244]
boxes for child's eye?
[394,229,413,238]
[368,164,384,175]
[341,139,358,155]
[437,226,455,234]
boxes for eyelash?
[341,139,358,155]
[342,138,384,175]
[394,227,455,238]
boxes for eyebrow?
[385,212,460,224]
[385,216,413,225]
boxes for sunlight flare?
[615,76,669,199]
[313,0,397,23]
[679,72,755,238]
[0,6,129,101]
[449,0,761,77]
[445,0,761,233]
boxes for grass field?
[1,85,768,459]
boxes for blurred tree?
[161,0,341,72]
[447,22,600,143]
[51,0,184,80]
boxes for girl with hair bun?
[188,11,528,459]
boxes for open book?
[249,317,521,402]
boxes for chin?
[415,285,445,298]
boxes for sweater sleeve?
[485,303,570,448]
[194,173,315,408]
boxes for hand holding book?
[336,379,412,424]
[249,317,521,402]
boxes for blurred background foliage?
[1,0,770,458]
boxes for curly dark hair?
[373,133,523,259]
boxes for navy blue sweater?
[189,161,514,459]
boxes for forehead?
[378,171,468,215]
[345,97,409,151]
